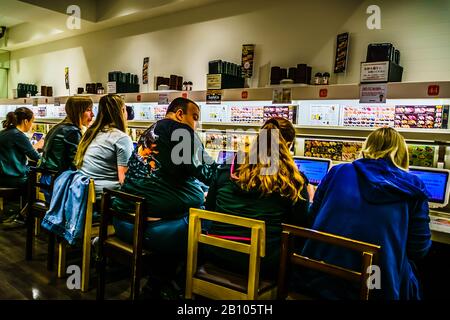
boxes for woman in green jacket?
[38,96,94,200]
[0,107,42,196]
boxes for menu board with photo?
[263,105,297,123]
[201,105,230,123]
[135,103,154,121]
[230,106,264,123]
[310,105,340,126]
[154,106,168,121]
[408,145,436,167]
[203,132,253,151]
[395,105,449,129]
[304,139,363,162]
[343,106,395,127]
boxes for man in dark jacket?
[112,97,217,298]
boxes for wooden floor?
[0,203,134,300]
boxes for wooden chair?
[96,188,150,300]
[55,178,97,292]
[185,208,277,300]
[25,167,58,270]
[0,187,22,221]
[277,223,381,300]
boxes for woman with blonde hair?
[75,94,133,196]
[203,117,310,277]
[297,127,431,300]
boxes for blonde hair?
[74,94,127,168]
[361,127,409,170]
[235,117,305,202]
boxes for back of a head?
[74,94,125,168]
[361,127,409,170]
[165,97,198,115]
[236,117,305,202]
[64,96,93,128]
[2,107,34,129]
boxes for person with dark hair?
[112,97,217,298]
[203,117,310,278]
[38,96,94,200]
[0,107,42,220]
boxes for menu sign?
[241,44,255,78]
[360,61,389,83]
[359,83,388,103]
[142,57,149,85]
[334,32,349,73]
[206,89,223,105]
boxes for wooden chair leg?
[57,241,67,278]
[47,233,55,271]
[81,234,92,292]
[34,217,41,236]
[26,210,34,260]
[0,197,4,218]
[96,257,106,300]
[130,255,142,300]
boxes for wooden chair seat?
[196,263,276,294]
[104,236,151,256]
[185,208,277,300]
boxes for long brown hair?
[2,107,34,129]
[235,117,305,202]
[74,94,126,168]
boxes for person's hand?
[33,138,44,150]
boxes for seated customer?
[112,97,217,296]
[0,107,42,219]
[297,127,431,300]
[38,96,94,199]
[203,117,310,278]
[74,94,133,197]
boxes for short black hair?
[166,97,199,115]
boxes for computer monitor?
[133,141,138,150]
[409,166,450,208]
[30,132,44,145]
[293,156,332,186]
[216,150,237,165]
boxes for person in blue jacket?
[296,127,431,300]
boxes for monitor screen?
[409,167,450,206]
[133,141,138,150]
[293,157,331,186]
[217,151,236,165]
[30,132,44,145]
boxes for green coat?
[38,123,81,173]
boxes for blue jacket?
[41,170,90,245]
[299,158,431,300]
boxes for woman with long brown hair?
[38,96,94,200]
[74,94,133,196]
[203,117,310,277]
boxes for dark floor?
[0,201,134,300]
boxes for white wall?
[7,0,450,98]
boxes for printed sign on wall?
[241,44,255,78]
[64,67,70,90]
[334,32,349,73]
[142,57,149,85]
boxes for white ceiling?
[0,0,225,51]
